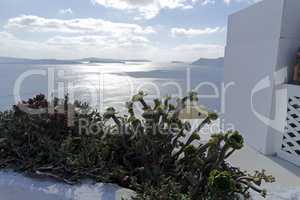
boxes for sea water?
[0,62,223,112]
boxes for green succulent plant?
[225,131,244,150]
[208,170,236,193]
[0,92,274,200]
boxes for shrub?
[0,92,274,199]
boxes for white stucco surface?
[229,146,300,199]
[0,171,135,200]
[224,0,300,155]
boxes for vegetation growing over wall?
[0,92,274,199]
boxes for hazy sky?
[0,0,260,61]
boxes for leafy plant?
[0,92,274,199]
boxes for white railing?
[278,84,300,166]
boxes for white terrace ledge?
[0,171,135,200]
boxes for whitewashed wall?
[224,0,300,155]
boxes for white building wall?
[226,0,284,46]
[224,39,280,154]
[224,0,300,156]
[281,0,300,40]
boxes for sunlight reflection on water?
[0,62,223,112]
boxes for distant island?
[125,59,151,63]
[0,57,79,65]
[79,57,151,64]
[78,57,125,64]
[0,56,224,66]
[191,57,224,66]
[171,61,185,64]
[0,57,152,65]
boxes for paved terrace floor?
[229,146,300,199]
[229,146,300,186]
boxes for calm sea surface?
[0,62,223,112]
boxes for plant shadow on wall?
[0,92,274,200]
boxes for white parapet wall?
[224,0,300,157]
